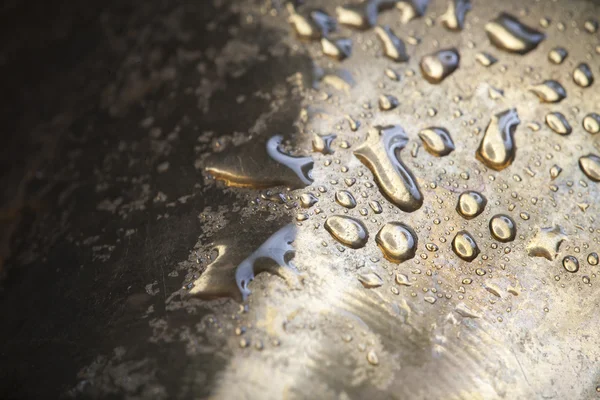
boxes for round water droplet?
[489,214,517,242]
[583,113,600,134]
[335,190,357,209]
[562,255,579,273]
[456,191,487,219]
[366,349,379,365]
[588,252,599,266]
[573,63,594,88]
[579,154,600,182]
[376,222,418,263]
[324,215,369,249]
[548,47,568,64]
[545,112,572,135]
[418,127,455,157]
[419,48,460,84]
[452,231,480,261]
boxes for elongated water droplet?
[321,69,355,92]
[396,0,430,23]
[548,47,568,64]
[379,94,399,111]
[395,273,412,286]
[579,154,600,182]
[526,225,566,261]
[354,125,423,212]
[369,200,383,214]
[313,134,336,154]
[439,0,471,31]
[562,255,579,273]
[324,215,369,249]
[573,63,594,88]
[545,112,572,135]
[418,127,455,157]
[452,231,479,262]
[476,52,497,67]
[475,108,520,171]
[376,222,418,263]
[358,271,383,288]
[288,6,336,40]
[336,0,396,30]
[206,135,313,189]
[489,214,516,242]
[583,113,600,134]
[530,80,566,103]
[485,13,545,54]
[419,48,460,84]
[375,25,409,62]
[189,224,298,302]
[321,37,353,60]
[335,190,357,209]
[456,191,487,219]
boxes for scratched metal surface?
[1,0,600,399]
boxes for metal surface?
[1,0,600,399]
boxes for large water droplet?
[579,154,600,182]
[475,108,520,171]
[489,214,516,242]
[573,63,594,88]
[206,135,313,189]
[418,127,455,157]
[587,252,599,266]
[439,0,471,31]
[583,113,600,134]
[288,6,336,40]
[562,255,579,273]
[452,231,480,261]
[526,225,566,261]
[419,48,460,84]
[324,215,369,248]
[530,80,566,103]
[485,13,545,54]
[321,37,353,60]
[456,191,487,219]
[354,125,423,212]
[545,112,572,135]
[189,224,298,302]
[335,190,357,209]
[375,25,409,62]
[376,222,418,263]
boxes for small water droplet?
[456,191,487,219]
[587,252,599,266]
[375,25,409,62]
[376,222,418,263]
[545,112,572,135]
[579,154,600,182]
[548,47,568,64]
[335,190,357,209]
[573,63,594,88]
[489,214,517,242]
[452,231,480,262]
[562,255,579,273]
[583,113,600,134]
[321,37,353,60]
[379,94,399,111]
[530,80,566,103]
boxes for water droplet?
[354,125,423,212]
[189,224,298,301]
[419,48,460,84]
[322,69,355,92]
[424,296,437,304]
[573,63,594,88]
[321,37,353,60]
[439,0,471,31]
[366,349,379,365]
[579,154,600,182]
[335,190,357,209]
[376,222,418,263]
[583,113,600,134]
[385,67,400,81]
[379,94,399,111]
[324,215,369,249]
[375,25,409,62]
[456,191,487,219]
[562,255,579,273]
[584,19,599,33]
[476,52,497,67]
[396,0,430,23]
[548,47,568,64]
[545,112,572,135]
[526,225,566,261]
[369,200,383,214]
[475,108,520,171]
[313,134,337,154]
[395,273,412,286]
[485,13,545,54]
[418,127,455,157]
[530,80,566,103]
[336,0,395,30]
[489,214,517,242]
[587,252,599,266]
[358,271,384,288]
[452,231,480,262]
[549,164,562,180]
[288,6,336,40]
[206,135,313,189]
[488,86,504,100]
